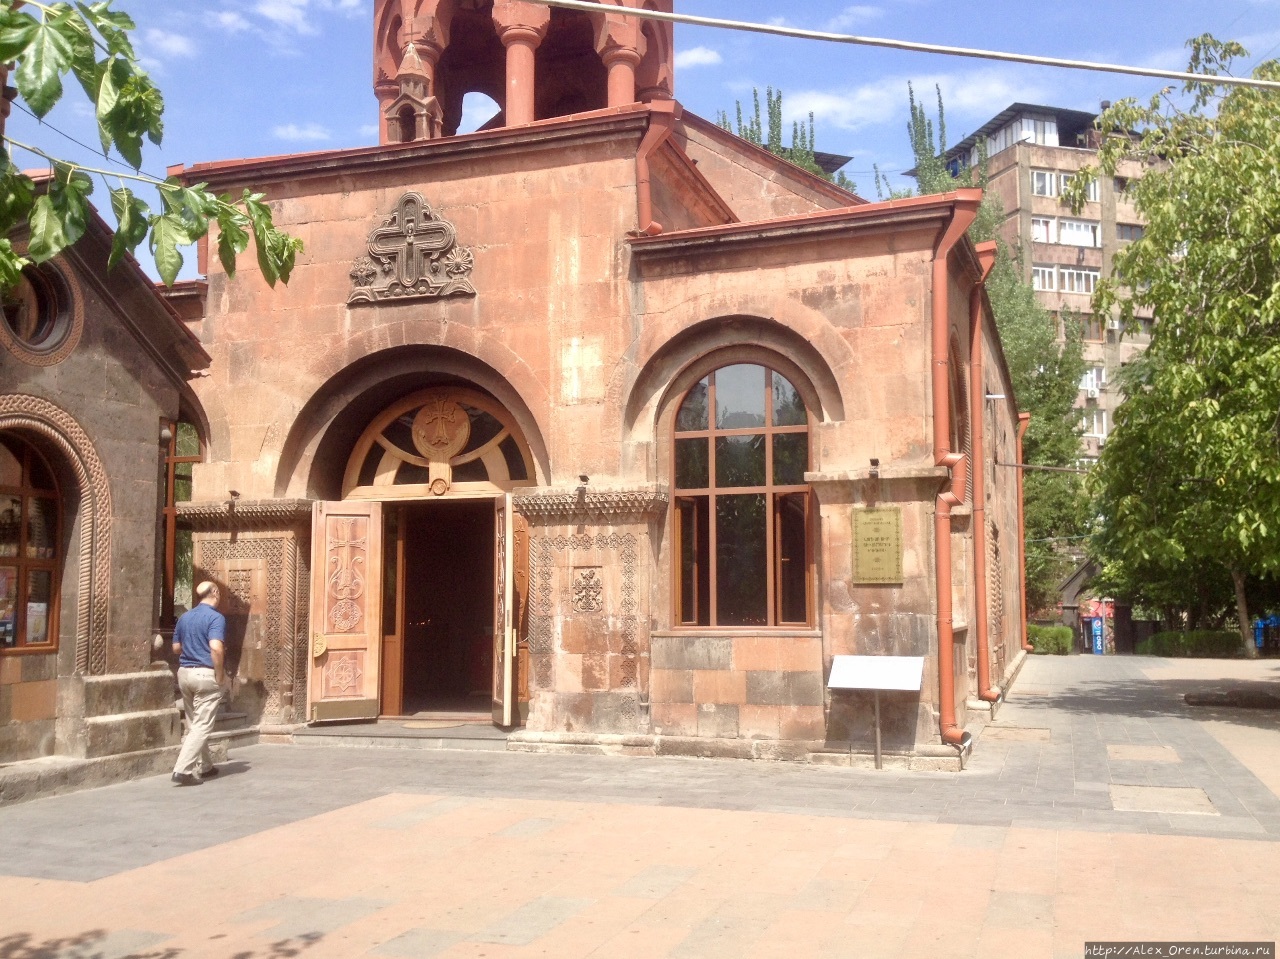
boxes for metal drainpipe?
[931,193,981,751]
[634,100,679,236]
[969,241,1002,704]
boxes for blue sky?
[7,0,1279,278]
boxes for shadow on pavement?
[0,931,323,959]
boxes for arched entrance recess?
[0,394,111,675]
[308,381,535,731]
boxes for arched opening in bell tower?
[534,8,608,120]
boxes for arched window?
[672,364,811,627]
[161,419,203,625]
[0,434,61,650]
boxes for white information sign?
[827,655,924,692]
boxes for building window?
[672,363,811,628]
[1113,176,1130,195]
[1031,169,1057,197]
[1031,217,1055,244]
[162,420,202,625]
[1080,366,1106,393]
[1060,268,1099,295]
[1061,173,1100,202]
[1058,219,1101,248]
[1024,116,1058,146]
[1081,409,1108,439]
[0,435,61,651]
[1032,265,1056,291]
[1117,223,1145,242]
[1073,314,1105,341]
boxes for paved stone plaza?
[2,655,1280,958]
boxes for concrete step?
[290,719,511,752]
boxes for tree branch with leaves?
[0,0,301,288]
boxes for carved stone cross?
[349,192,476,304]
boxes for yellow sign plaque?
[852,508,903,584]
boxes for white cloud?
[674,46,723,69]
[254,0,365,34]
[209,11,253,33]
[145,28,196,58]
[825,5,883,31]
[274,122,332,141]
[358,123,379,138]
[785,69,1046,133]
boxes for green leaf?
[149,211,190,286]
[214,203,250,278]
[0,238,30,290]
[47,162,94,248]
[0,149,35,234]
[26,194,69,263]
[107,185,149,271]
[13,6,80,117]
[0,10,39,63]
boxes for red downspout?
[1017,413,1033,651]
[969,241,1001,703]
[931,192,981,749]
[635,100,679,236]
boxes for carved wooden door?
[513,513,531,722]
[491,493,515,727]
[309,501,383,722]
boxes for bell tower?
[373,0,675,145]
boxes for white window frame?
[1058,219,1101,248]
[1060,268,1099,295]
[1032,265,1056,291]
[1060,173,1100,203]
[1080,367,1106,392]
[1031,217,1055,244]
[1031,169,1057,197]
[1081,409,1108,438]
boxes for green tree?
[1066,36,1280,655]
[717,87,855,190]
[0,0,301,288]
[895,84,1088,614]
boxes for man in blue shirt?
[171,580,227,786]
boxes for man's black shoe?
[199,766,219,778]
[171,772,203,786]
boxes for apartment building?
[938,103,1152,463]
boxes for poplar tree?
[716,87,855,189]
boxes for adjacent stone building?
[0,207,209,770]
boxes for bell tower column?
[595,8,646,109]
[493,1,551,127]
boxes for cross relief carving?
[349,192,476,305]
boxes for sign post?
[827,655,925,769]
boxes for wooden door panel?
[309,501,383,722]
[491,494,515,726]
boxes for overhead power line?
[528,0,1280,92]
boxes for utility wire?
[9,100,166,181]
[528,0,1280,92]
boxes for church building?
[0,0,1029,775]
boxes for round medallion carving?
[329,599,362,633]
[411,395,470,461]
[429,478,449,496]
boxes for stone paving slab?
[2,655,1280,957]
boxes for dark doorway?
[401,501,494,715]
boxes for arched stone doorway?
[309,385,534,728]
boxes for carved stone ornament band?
[348,191,476,305]
[512,486,670,521]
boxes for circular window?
[0,262,82,366]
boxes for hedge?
[1028,624,1072,655]
[1136,630,1243,658]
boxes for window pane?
[715,364,766,429]
[772,372,806,427]
[0,438,19,487]
[716,494,767,626]
[26,496,56,559]
[176,421,201,457]
[499,436,528,481]
[174,463,193,503]
[675,438,709,489]
[716,434,765,488]
[778,494,808,624]
[773,433,808,486]
[678,497,709,625]
[25,569,52,645]
[0,565,14,647]
[0,494,20,557]
[676,378,709,432]
[27,450,55,491]
[174,528,193,614]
